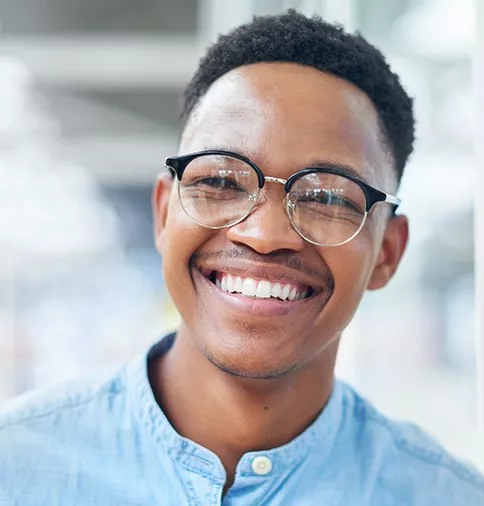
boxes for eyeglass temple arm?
[384,194,402,207]
[384,194,401,206]
[383,194,401,215]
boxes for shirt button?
[251,456,273,475]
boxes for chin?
[204,347,300,380]
[193,316,319,379]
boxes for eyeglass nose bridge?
[247,175,294,222]
[257,176,291,208]
[255,176,297,225]
[264,176,288,187]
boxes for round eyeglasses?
[165,150,400,247]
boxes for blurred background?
[0,0,481,468]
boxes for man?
[1,10,483,505]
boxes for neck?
[149,327,338,489]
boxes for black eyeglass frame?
[165,149,400,214]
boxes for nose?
[226,191,306,254]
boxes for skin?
[151,62,409,492]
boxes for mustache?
[192,245,334,288]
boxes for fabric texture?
[1,334,483,505]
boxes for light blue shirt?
[1,334,484,505]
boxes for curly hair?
[181,9,415,183]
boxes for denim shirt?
[1,335,483,505]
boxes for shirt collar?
[128,333,344,483]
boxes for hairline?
[181,64,400,191]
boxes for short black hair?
[182,9,415,183]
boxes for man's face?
[154,63,408,379]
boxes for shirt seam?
[178,460,225,485]
[361,410,484,493]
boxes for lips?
[192,256,331,318]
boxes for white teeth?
[271,282,282,299]
[241,278,257,297]
[281,284,291,300]
[256,280,272,298]
[234,276,243,292]
[215,273,309,301]
[226,274,235,292]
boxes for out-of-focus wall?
[0,0,479,468]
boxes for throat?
[149,331,334,490]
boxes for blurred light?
[392,0,474,58]
[0,56,58,142]
[0,55,121,268]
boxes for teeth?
[221,276,228,292]
[215,273,309,301]
[234,276,243,292]
[281,285,291,300]
[297,290,308,301]
[226,274,235,292]
[271,282,282,299]
[241,278,257,297]
[256,280,272,298]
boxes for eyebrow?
[201,146,369,185]
[305,160,369,185]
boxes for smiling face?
[154,63,408,380]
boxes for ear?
[152,172,174,255]
[367,214,409,290]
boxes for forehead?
[181,63,394,188]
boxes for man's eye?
[298,194,363,213]
[194,177,242,190]
[325,195,360,211]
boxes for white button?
[251,456,273,475]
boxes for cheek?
[164,191,201,257]
[320,234,377,324]
[340,232,378,286]
[161,206,209,301]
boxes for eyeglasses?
[165,150,400,247]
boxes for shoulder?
[0,360,136,503]
[0,360,134,474]
[0,362,128,432]
[338,381,484,505]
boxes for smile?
[196,264,328,318]
[213,272,311,301]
